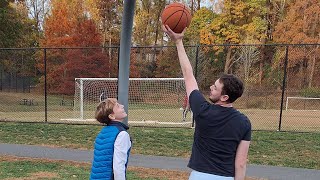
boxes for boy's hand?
[162,24,186,44]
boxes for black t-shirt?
[187,90,251,177]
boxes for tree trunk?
[108,38,112,77]
[197,0,201,10]
[259,40,266,87]
[154,1,165,45]
[300,59,308,88]
[102,20,106,52]
[191,0,194,15]
[224,47,232,73]
[308,55,316,88]
[259,58,264,87]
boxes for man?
[162,25,251,180]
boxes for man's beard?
[209,97,219,104]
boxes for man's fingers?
[161,24,167,32]
[181,27,187,34]
[165,25,175,34]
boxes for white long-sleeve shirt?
[113,131,131,180]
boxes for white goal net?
[72,78,192,127]
[286,97,320,111]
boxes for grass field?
[0,122,319,179]
[0,156,265,180]
[1,91,320,131]
[0,156,192,180]
[1,108,320,131]
[0,122,319,170]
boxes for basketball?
[161,2,192,33]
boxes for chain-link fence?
[0,44,319,132]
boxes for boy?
[90,98,131,180]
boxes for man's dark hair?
[218,74,244,103]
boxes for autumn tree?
[273,0,320,88]
[265,0,293,42]
[199,0,268,86]
[132,0,166,77]
[0,0,38,90]
[189,0,201,14]
[40,0,112,94]
[155,48,181,77]
[185,7,216,45]
[0,0,37,48]
[133,0,166,46]
[84,0,122,46]
[25,0,50,39]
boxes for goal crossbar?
[74,77,185,122]
[75,78,184,81]
[286,96,320,111]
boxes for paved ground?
[0,143,319,180]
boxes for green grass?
[0,160,90,179]
[0,122,319,170]
[1,91,320,132]
[249,131,320,169]
[0,92,75,112]
[0,158,165,180]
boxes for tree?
[155,48,181,77]
[273,0,320,88]
[133,0,166,46]
[132,0,166,77]
[25,0,50,37]
[0,0,38,89]
[200,0,268,75]
[0,0,37,48]
[40,0,112,94]
[184,7,216,45]
[84,0,122,46]
[265,0,293,42]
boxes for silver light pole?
[118,0,136,125]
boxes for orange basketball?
[161,2,192,33]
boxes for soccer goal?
[71,78,191,126]
[285,96,320,111]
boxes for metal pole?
[194,45,199,80]
[118,0,136,125]
[80,79,84,120]
[44,48,48,123]
[192,45,200,127]
[278,46,289,131]
[0,67,2,91]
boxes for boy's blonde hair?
[95,98,117,124]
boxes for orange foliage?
[39,0,115,95]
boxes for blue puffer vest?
[90,121,130,180]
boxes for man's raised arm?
[162,25,198,97]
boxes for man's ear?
[108,114,115,120]
[220,95,229,102]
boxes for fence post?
[192,45,200,128]
[194,45,199,79]
[0,67,2,91]
[278,46,289,131]
[44,48,48,123]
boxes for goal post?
[72,78,191,126]
[75,78,119,120]
[285,96,320,111]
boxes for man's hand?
[162,24,186,44]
